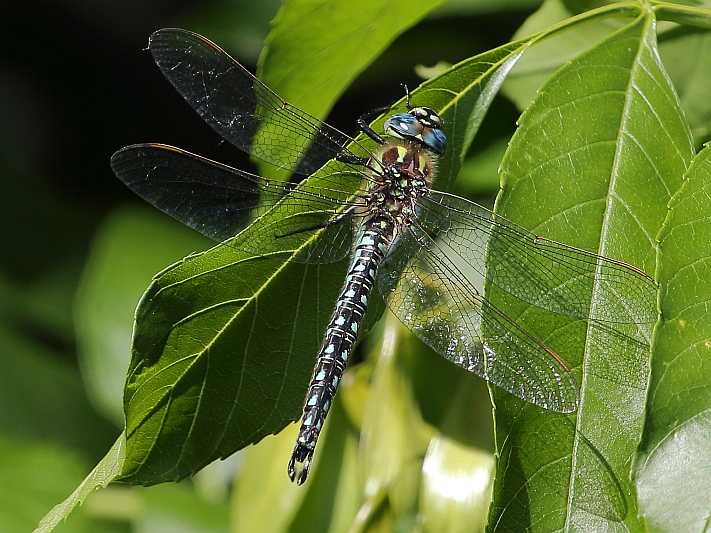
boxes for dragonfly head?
[384,107,447,155]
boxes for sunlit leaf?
[502,0,627,109]
[359,317,429,511]
[230,425,305,533]
[488,12,693,531]
[419,382,494,533]
[255,0,445,179]
[636,144,711,532]
[288,383,362,533]
[421,438,493,533]
[506,0,711,144]
[258,0,445,124]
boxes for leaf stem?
[530,2,642,44]
[651,1,711,29]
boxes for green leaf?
[34,436,125,533]
[230,424,306,533]
[2,265,81,341]
[636,145,711,532]
[119,38,531,485]
[230,373,360,533]
[432,0,543,17]
[506,1,711,144]
[258,0,445,124]
[0,437,96,533]
[255,0,445,179]
[454,138,508,199]
[359,317,429,509]
[287,382,362,533]
[488,13,693,531]
[502,0,629,110]
[653,1,711,29]
[0,327,113,456]
[419,382,495,533]
[185,0,282,62]
[134,484,229,533]
[659,25,711,143]
[420,438,493,533]
[75,206,208,424]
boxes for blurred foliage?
[2,0,710,532]
[75,206,208,424]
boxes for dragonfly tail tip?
[288,443,313,485]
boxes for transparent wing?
[110,143,362,263]
[148,28,378,179]
[378,221,579,413]
[415,191,658,325]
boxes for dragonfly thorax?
[368,141,433,222]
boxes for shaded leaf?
[488,13,693,531]
[186,0,282,62]
[653,0,711,29]
[637,144,711,532]
[119,38,531,485]
[454,138,508,199]
[659,25,711,143]
[432,0,543,17]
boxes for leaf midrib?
[564,13,649,529]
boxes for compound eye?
[422,127,447,155]
[384,112,420,139]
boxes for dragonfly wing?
[416,191,658,326]
[378,221,579,413]
[111,144,358,263]
[148,28,375,179]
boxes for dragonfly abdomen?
[288,216,395,484]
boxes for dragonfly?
[111,28,657,485]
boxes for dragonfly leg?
[356,105,390,145]
[335,152,370,165]
[275,205,357,239]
